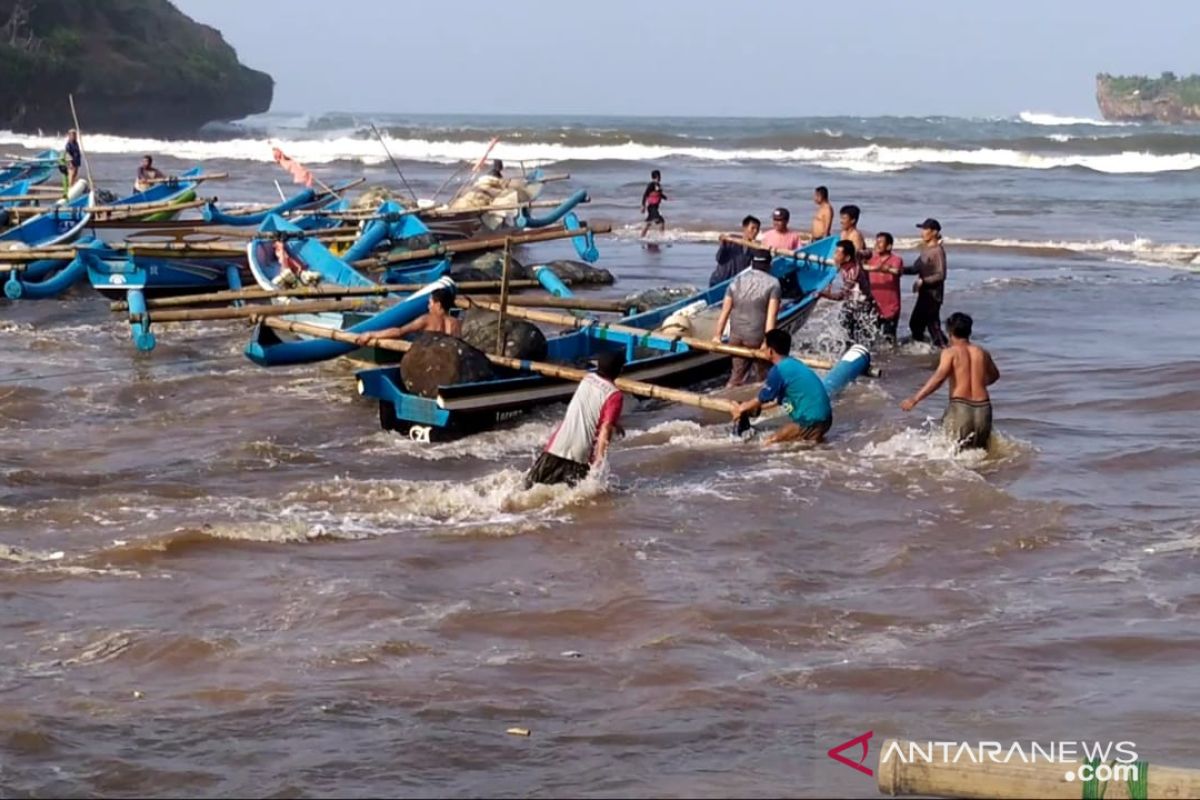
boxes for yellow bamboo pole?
[876,738,1189,799]
[459,297,838,371]
[128,298,376,323]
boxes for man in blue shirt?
[731,328,832,444]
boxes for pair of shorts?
[524,451,590,488]
[786,417,832,442]
[942,398,992,450]
[645,204,664,224]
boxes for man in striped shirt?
[524,351,626,488]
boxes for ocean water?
[1,112,1198,797]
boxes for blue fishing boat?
[242,214,454,366]
[0,150,58,186]
[2,168,206,299]
[0,179,32,209]
[200,179,362,226]
[355,236,843,442]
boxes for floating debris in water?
[506,727,531,737]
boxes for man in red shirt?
[862,232,903,344]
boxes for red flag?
[272,146,313,188]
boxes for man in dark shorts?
[640,169,667,237]
[61,129,82,191]
[712,250,781,386]
[731,329,833,445]
[905,218,949,347]
[709,215,760,286]
[900,312,999,450]
[525,351,626,488]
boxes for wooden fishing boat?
[355,237,841,442]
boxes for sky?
[173,0,1199,118]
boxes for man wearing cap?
[905,218,948,347]
[761,207,803,252]
[712,249,782,386]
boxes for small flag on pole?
[272,146,313,188]
[472,137,500,173]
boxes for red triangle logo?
[827,730,874,777]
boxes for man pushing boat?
[730,329,833,445]
[524,351,626,488]
[900,311,999,450]
[353,288,461,346]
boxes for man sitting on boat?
[134,155,166,192]
[709,215,761,286]
[524,350,626,489]
[731,329,833,445]
[353,288,461,346]
[711,250,781,387]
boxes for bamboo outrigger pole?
[107,278,564,312]
[876,738,1194,799]
[458,297,841,372]
[262,317,742,415]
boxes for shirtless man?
[811,186,834,240]
[838,204,866,257]
[354,288,460,345]
[899,312,999,450]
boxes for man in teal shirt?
[731,329,832,444]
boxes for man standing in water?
[640,169,667,238]
[762,207,802,251]
[811,186,834,240]
[900,312,999,450]
[731,329,833,444]
[839,204,867,256]
[525,351,626,488]
[863,232,904,344]
[710,215,760,286]
[905,218,948,347]
[712,250,781,386]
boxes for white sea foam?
[611,226,1200,268]
[1018,111,1128,127]
[2,130,1193,174]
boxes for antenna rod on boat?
[370,122,419,205]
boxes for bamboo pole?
[370,121,419,205]
[464,294,639,313]
[129,298,377,324]
[264,317,741,415]
[295,197,588,221]
[459,298,838,372]
[355,222,611,268]
[719,235,836,266]
[496,237,512,354]
[876,738,1190,799]
[108,278,560,311]
[6,198,210,218]
[0,248,80,263]
[138,172,229,185]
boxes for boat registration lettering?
[408,426,432,443]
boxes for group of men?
[711,189,950,350]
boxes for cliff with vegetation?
[1096,73,1200,123]
[0,0,272,135]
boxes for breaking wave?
[1018,111,1128,127]
[3,130,1197,174]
